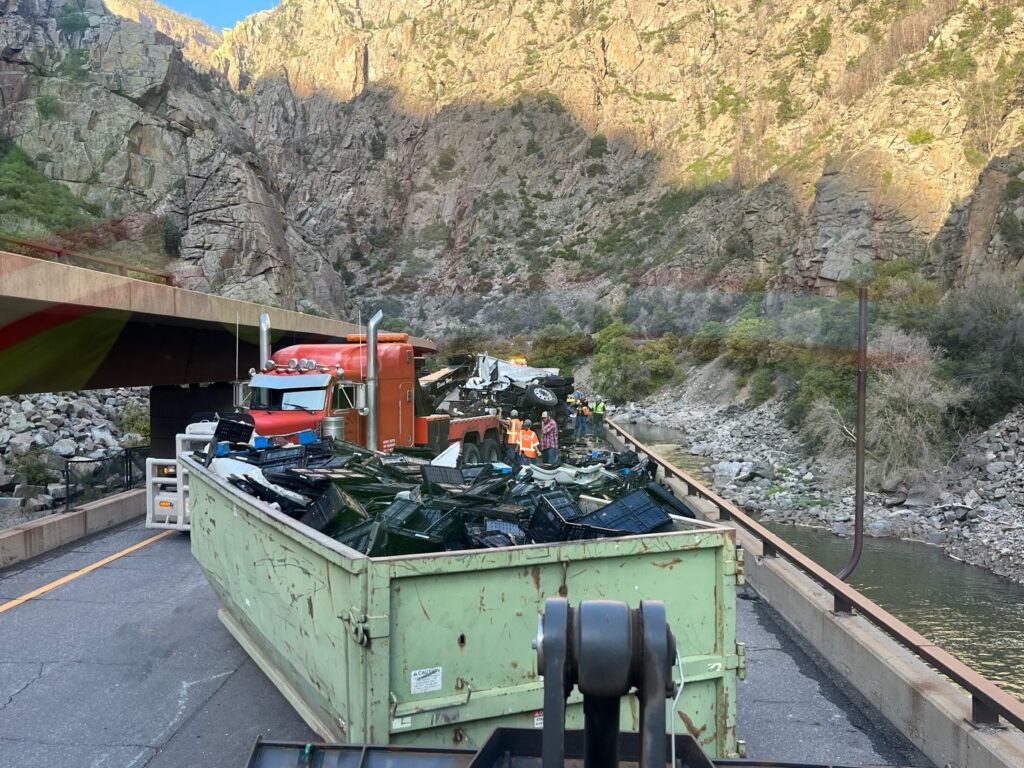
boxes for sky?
[161,1,279,30]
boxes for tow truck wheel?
[479,438,500,463]
[461,442,481,465]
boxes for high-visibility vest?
[519,429,540,458]
[508,418,522,448]
[595,402,605,414]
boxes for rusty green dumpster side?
[184,456,743,756]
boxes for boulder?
[50,438,78,458]
[12,484,45,499]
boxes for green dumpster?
[184,457,743,757]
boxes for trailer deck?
[0,520,928,768]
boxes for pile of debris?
[196,437,695,556]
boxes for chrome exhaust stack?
[259,313,272,370]
[366,309,383,451]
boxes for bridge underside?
[0,296,331,395]
[0,251,434,396]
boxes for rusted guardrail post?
[836,287,868,592]
[63,461,71,512]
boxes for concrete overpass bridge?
[0,250,435,454]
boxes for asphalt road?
[0,520,931,767]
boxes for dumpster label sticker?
[392,716,412,730]
[533,710,544,728]
[411,666,443,694]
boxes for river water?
[625,421,1024,699]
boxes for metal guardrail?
[0,234,172,284]
[63,445,150,511]
[605,417,1024,732]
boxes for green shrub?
[10,448,59,485]
[749,367,776,404]
[117,402,151,442]
[723,316,772,373]
[591,322,681,402]
[689,320,724,362]
[710,85,746,119]
[928,280,1024,426]
[1006,177,1024,201]
[163,217,182,258]
[992,5,1015,33]
[765,75,800,124]
[35,95,58,120]
[892,46,976,86]
[529,333,594,374]
[0,140,99,235]
[436,147,456,172]
[586,134,608,158]
[58,3,90,33]
[60,48,89,80]
[999,212,1024,258]
[807,16,832,57]
[964,146,987,166]
[783,358,857,428]
[906,127,935,145]
[802,328,966,489]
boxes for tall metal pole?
[837,287,867,582]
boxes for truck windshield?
[250,387,327,412]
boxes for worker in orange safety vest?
[502,408,522,464]
[519,419,540,465]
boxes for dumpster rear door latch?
[343,609,371,646]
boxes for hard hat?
[523,419,532,427]
[541,411,549,418]
[511,409,519,417]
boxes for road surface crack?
[0,663,44,711]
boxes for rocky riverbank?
[616,380,1024,585]
[0,389,149,528]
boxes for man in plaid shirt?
[540,411,559,465]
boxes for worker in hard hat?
[501,408,522,465]
[519,419,540,465]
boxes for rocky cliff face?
[1,0,1022,333]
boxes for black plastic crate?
[538,489,585,522]
[526,491,594,544]
[577,489,671,535]
[379,499,463,545]
[253,444,307,470]
[421,465,468,488]
[335,519,386,555]
[213,417,255,445]
[300,484,367,536]
[644,482,696,519]
[462,463,494,485]
[466,525,518,549]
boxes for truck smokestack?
[259,313,271,369]
[366,309,383,451]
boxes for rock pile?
[619,391,1024,585]
[0,389,148,528]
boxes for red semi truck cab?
[245,332,504,458]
